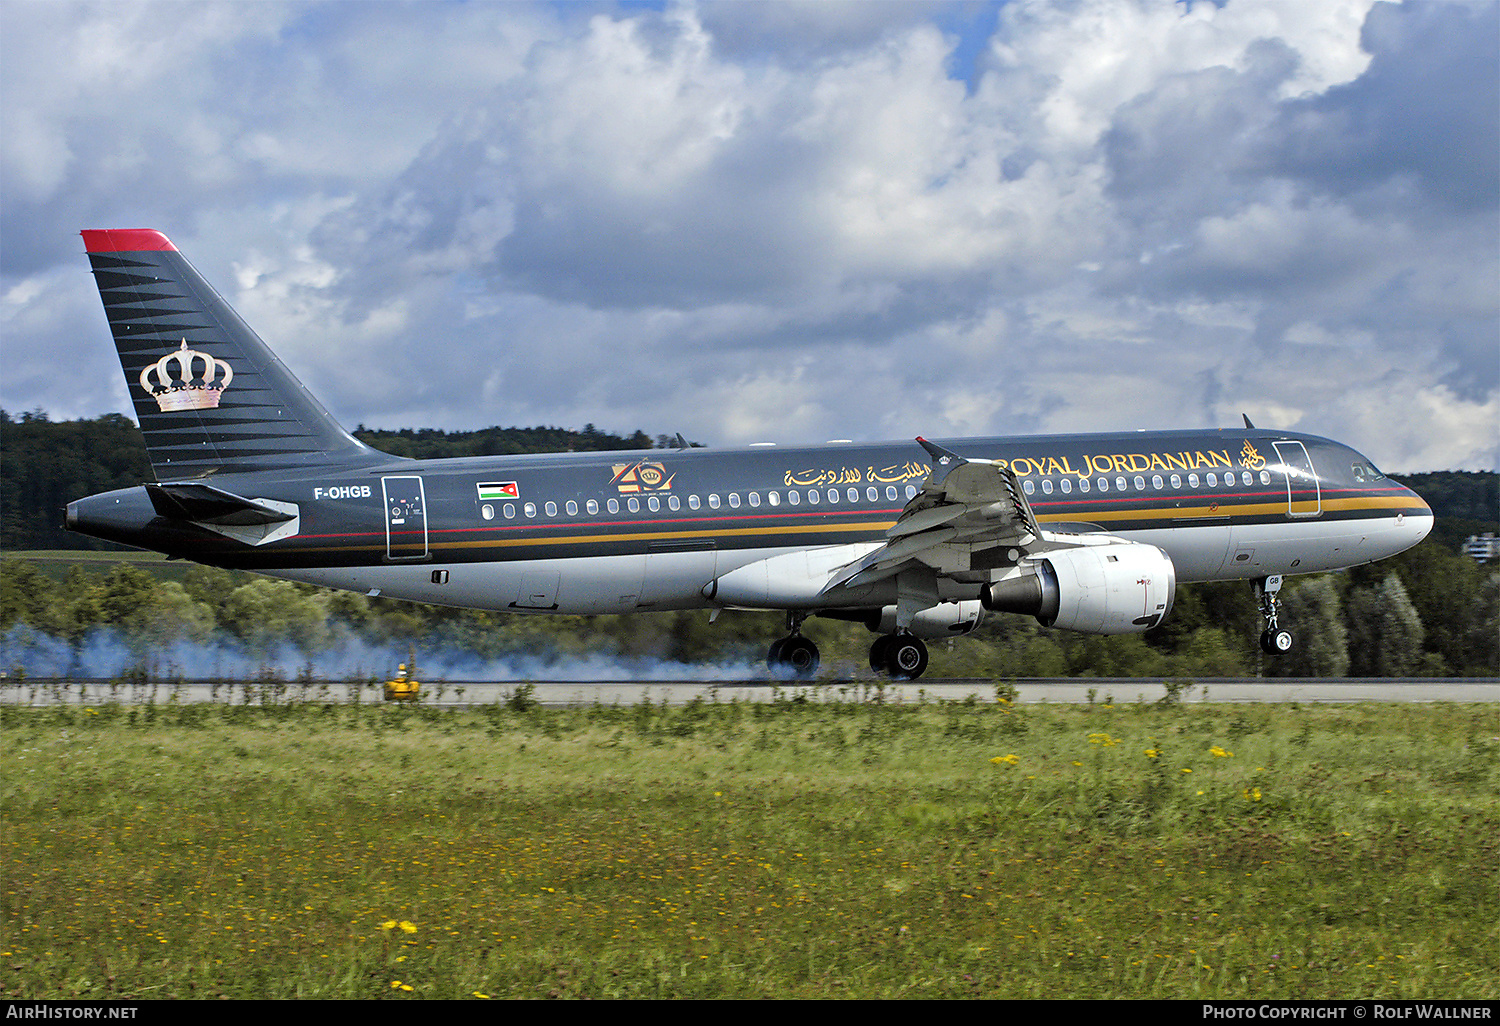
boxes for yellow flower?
[380,920,397,931]
[399,920,417,934]
[1144,748,1160,759]
[1210,745,1233,758]
[1087,732,1118,746]
[1243,787,1262,802]
[990,754,1020,766]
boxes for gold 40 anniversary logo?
[610,461,674,493]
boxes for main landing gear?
[767,612,820,677]
[868,633,929,680]
[1256,575,1293,655]
[765,615,932,681]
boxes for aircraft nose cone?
[1389,487,1434,554]
[1408,491,1433,544]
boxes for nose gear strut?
[1256,575,1294,655]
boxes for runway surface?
[5,677,1497,706]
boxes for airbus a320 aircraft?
[65,229,1432,679]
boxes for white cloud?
[1330,384,1500,473]
[1,0,1493,471]
[987,0,1377,154]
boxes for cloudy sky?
[2,0,1495,471]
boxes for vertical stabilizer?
[81,229,384,478]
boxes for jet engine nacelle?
[982,540,1176,634]
[867,599,985,639]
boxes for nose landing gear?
[1256,575,1294,655]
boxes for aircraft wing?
[822,437,1073,594]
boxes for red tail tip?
[81,229,177,253]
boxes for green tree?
[1357,574,1427,677]
[219,579,330,657]
[139,582,215,649]
[971,621,1070,678]
[50,567,104,651]
[1274,576,1349,678]
[1466,573,1500,675]
[1171,626,1249,677]
[182,565,240,624]
[87,563,216,655]
[1374,573,1422,678]
[0,560,51,631]
[97,564,160,649]
[0,411,150,550]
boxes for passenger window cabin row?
[477,469,1279,521]
[480,484,921,521]
[1022,469,1273,496]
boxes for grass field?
[2,692,1496,999]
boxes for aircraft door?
[382,476,429,560]
[1273,441,1321,519]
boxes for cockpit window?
[1350,461,1386,483]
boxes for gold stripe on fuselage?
[1056,494,1430,523]
[300,493,1426,558]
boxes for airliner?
[64,229,1432,679]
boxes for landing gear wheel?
[1260,628,1293,655]
[769,635,820,678]
[767,638,784,668]
[1254,577,1293,656]
[868,634,892,674]
[884,635,929,680]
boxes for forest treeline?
[2,542,1496,678]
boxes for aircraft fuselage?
[69,428,1431,616]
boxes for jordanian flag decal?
[477,481,520,501]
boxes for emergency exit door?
[382,476,429,560]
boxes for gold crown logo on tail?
[138,339,234,412]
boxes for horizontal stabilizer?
[146,482,295,526]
